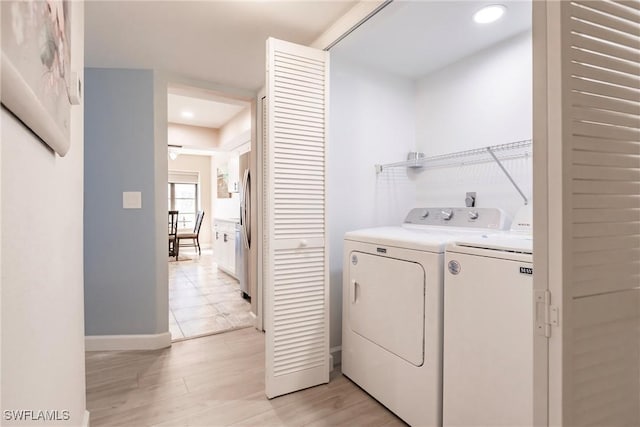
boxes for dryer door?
[349,251,425,366]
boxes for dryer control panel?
[403,207,510,230]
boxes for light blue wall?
[84,68,161,335]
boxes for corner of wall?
[154,71,169,334]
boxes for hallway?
[169,249,252,340]
[85,328,405,426]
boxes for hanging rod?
[375,139,532,205]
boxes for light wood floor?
[86,327,406,426]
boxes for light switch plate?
[123,191,142,209]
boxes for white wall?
[219,107,251,151]
[328,55,417,349]
[1,1,87,424]
[414,31,532,218]
[168,154,213,247]
[168,123,219,150]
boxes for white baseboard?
[85,332,171,351]
[330,345,342,367]
[82,410,90,427]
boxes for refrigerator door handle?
[245,169,251,248]
[241,169,250,249]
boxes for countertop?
[214,217,240,224]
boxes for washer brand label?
[376,247,387,254]
[520,266,533,275]
[351,255,358,265]
[448,260,461,275]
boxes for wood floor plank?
[86,328,406,426]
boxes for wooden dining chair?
[168,210,179,259]
[177,211,205,255]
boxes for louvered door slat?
[570,18,640,50]
[274,140,324,151]
[265,37,329,399]
[571,290,640,426]
[613,0,640,11]
[571,2,640,37]
[275,71,325,87]
[574,248,640,266]
[571,62,640,91]
[540,2,640,423]
[572,78,640,104]
[573,194,639,208]
[573,164,640,180]
[275,101,324,116]
[275,113,324,127]
[573,120,640,140]
[275,52,325,71]
[574,0,640,24]
[574,180,640,194]
[572,92,640,116]
[571,48,640,77]
[573,207,640,222]
[572,107,640,129]
[275,80,325,96]
[572,150,640,167]
[571,35,640,64]
[573,135,640,153]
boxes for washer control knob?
[441,209,453,221]
[468,210,479,220]
[421,210,430,219]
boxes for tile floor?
[168,249,253,340]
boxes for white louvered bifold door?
[535,1,640,425]
[264,37,330,398]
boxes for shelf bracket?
[486,147,528,205]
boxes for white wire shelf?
[375,139,533,204]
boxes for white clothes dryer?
[443,207,533,426]
[342,207,510,427]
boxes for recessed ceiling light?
[473,4,507,24]
[181,111,194,119]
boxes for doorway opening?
[166,85,254,341]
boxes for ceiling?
[85,1,356,92]
[167,94,247,128]
[332,0,532,79]
[87,1,531,131]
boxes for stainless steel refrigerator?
[237,152,251,300]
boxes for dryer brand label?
[519,266,533,275]
[376,247,387,254]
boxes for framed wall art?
[1,0,74,156]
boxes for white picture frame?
[1,1,72,156]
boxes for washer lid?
[448,234,533,258]
[345,226,491,253]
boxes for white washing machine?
[342,207,510,427]
[443,207,533,426]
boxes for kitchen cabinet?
[227,156,240,193]
[213,219,238,278]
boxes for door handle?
[351,280,359,304]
